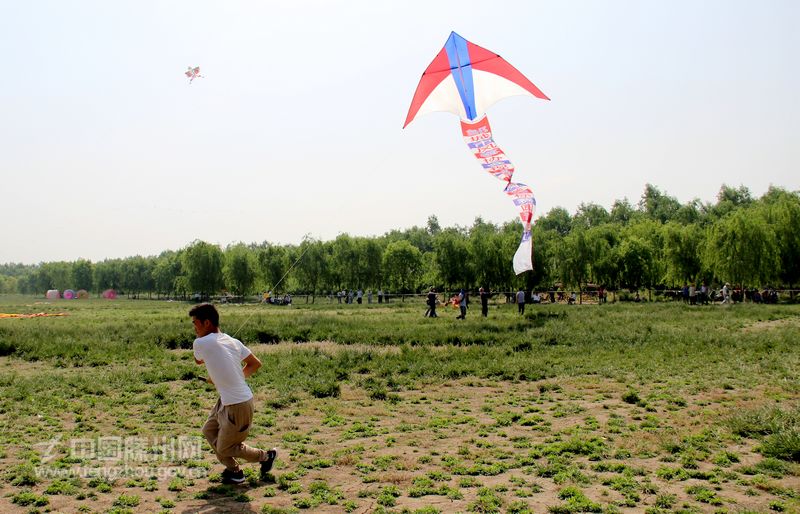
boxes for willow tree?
[703,207,778,290]
[383,240,422,293]
[224,244,258,297]
[182,240,224,298]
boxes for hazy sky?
[2,0,798,264]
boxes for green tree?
[384,225,434,253]
[469,218,510,289]
[584,224,619,287]
[224,244,258,297]
[182,241,224,297]
[433,228,472,290]
[94,259,123,292]
[152,251,183,296]
[420,251,440,289]
[0,276,18,293]
[382,240,422,293]
[257,245,289,292]
[712,184,753,218]
[526,223,560,289]
[703,207,779,289]
[41,262,72,291]
[610,198,637,225]
[572,202,610,230]
[662,222,703,285]
[673,199,704,225]
[537,207,572,236]
[426,215,442,235]
[120,256,154,298]
[626,219,666,291]
[638,184,681,223]
[71,259,94,291]
[292,240,328,301]
[356,237,383,289]
[556,228,591,292]
[615,236,655,290]
[330,234,358,289]
[761,187,800,288]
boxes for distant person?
[549,290,556,304]
[190,303,276,485]
[516,288,526,315]
[479,287,490,317]
[425,288,438,317]
[367,290,373,304]
[532,292,541,304]
[568,292,577,305]
[456,289,467,319]
[689,283,696,305]
[722,283,731,304]
[357,289,363,305]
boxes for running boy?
[190,303,276,484]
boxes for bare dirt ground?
[1,366,798,514]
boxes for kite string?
[229,243,311,339]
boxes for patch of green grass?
[739,457,794,478]
[11,490,50,507]
[728,405,800,461]
[2,299,800,513]
[548,486,603,513]
[113,494,141,507]
[685,485,723,505]
[376,485,401,507]
[468,486,504,513]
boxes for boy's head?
[189,303,219,337]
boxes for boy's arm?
[242,353,262,379]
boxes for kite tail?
[461,116,536,275]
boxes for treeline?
[1,184,798,298]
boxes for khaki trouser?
[202,398,266,471]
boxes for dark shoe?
[260,448,277,479]
[221,468,245,485]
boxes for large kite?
[404,32,549,274]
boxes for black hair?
[189,303,219,327]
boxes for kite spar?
[404,32,549,274]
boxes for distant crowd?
[676,283,780,305]
[260,284,788,315]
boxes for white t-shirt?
[193,332,254,406]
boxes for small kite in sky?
[405,31,549,274]
[185,66,203,83]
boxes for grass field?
[0,295,798,513]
